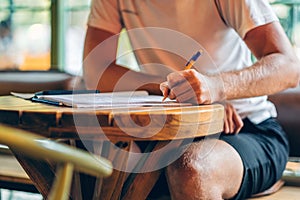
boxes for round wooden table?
[0,95,224,200]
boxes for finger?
[225,104,234,133]
[222,108,229,134]
[163,87,170,97]
[232,108,244,134]
[169,82,197,102]
[160,82,168,93]
[162,88,170,101]
[223,118,229,134]
[172,70,212,104]
[167,72,185,88]
[160,82,170,100]
[168,89,195,102]
[175,90,198,103]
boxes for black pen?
[31,96,63,106]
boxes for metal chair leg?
[48,163,74,200]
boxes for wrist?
[208,75,226,103]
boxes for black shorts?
[148,117,289,199]
[220,118,289,200]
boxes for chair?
[0,147,38,193]
[0,124,113,200]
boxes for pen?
[184,51,202,70]
[162,51,202,101]
[31,96,64,106]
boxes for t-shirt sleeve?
[87,0,122,34]
[217,0,279,38]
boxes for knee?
[165,140,243,200]
[165,147,219,199]
[167,148,203,178]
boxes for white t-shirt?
[87,0,278,124]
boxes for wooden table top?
[0,95,224,141]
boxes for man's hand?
[160,69,224,104]
[223,102,243,134]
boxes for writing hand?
[160,82,169,101]
[160,69,224,104]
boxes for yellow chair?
[0,124,113,200]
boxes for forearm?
[219,53,300,100]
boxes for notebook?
[11,91,191,108]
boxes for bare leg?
[166,139,243,200]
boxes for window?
[0,0,51,71]
[63,0,91,75]
[0,0,91,74]
[271,0,300,58]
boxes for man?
[83,0,300,199]
[0,19,22,69]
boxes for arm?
[83,26,164,95]
[222,21,300,100]
[161,21,300,104]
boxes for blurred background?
[0,0,299,76]
[0,0,90,75]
